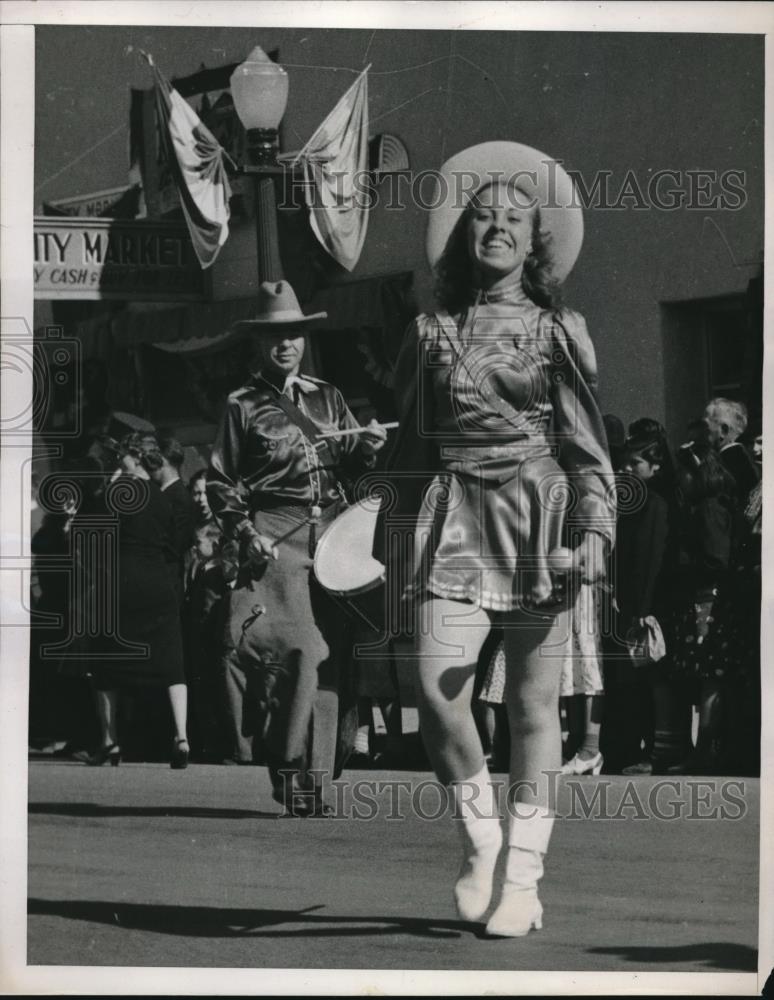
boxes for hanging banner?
[128,54,276,222]
[146,54,232,269]
[33,216,205,301]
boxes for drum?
[314,497,386,634]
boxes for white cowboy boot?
[450,764,503,921]
[485,802,554,937]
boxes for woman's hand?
[575,532,607,585]
[246,533,279,566]
[360,419,388,456]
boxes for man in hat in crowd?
[207,280,387,814]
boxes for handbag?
[625,615,667,668]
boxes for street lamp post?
[230,46,290,284]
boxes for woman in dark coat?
[665,441,739,773]
[85,435,189,767]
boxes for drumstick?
[250,506,324,560]
[315,421,399,441]
[245,518,310,570]
[273,518,313,546]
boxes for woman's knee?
[416,676,469,726]
[506,679,560,727]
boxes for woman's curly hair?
[117,432,147,463]
[433,200,562,314]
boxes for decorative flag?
[143,53,233,269]
[289,67,370,272]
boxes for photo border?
[1,2,771,994]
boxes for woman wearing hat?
[207,281,386,814]
[385,142,615,936]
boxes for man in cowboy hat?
[207,280,386,814]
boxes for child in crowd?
[603,423,672,773]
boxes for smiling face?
[466,181,536,283]
[258,327,306,376]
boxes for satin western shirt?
[207,368,374,538]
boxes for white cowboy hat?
[425,141,584,282]
[232,280,328,331]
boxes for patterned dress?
[480,584,604,704]
[664,495,735,691]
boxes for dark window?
[661,281,762,441]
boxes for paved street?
[27,760,758,973]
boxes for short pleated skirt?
[408,453,568,613]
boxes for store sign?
[45,186,132,217]
[34,217,205,301]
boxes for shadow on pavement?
[27,898,470,940]
[587,943,757,971]
[28,802,279,820]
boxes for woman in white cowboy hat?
[207,280,387,813]
[385,142,615,935]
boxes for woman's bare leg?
[167,683,188,744]
[414,597,503,920]
[486,607,568,937]
[502,608,567,809]
[414,597,491,783]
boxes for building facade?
[34,27,764,460]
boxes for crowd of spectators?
[28,395,761,777]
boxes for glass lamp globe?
[230,46,289,130]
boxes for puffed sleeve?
[549,309,616,547]
[392,316,424,421]
[382,315,437,468]
[372,315,438,565]
[206,393,252,540]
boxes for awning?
[64,271,415,359]
[113,297,258,350]
[307,272,403,330]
